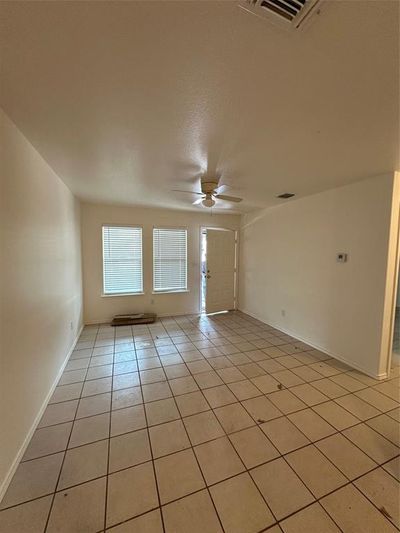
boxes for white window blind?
[102,226,143,295]
[153,228,187,292]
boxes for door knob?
[206,275,211,279]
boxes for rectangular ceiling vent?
[239,0,322,30]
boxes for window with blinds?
[153,228,187,292]
[102,225,143,295]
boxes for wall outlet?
[281,310,286,317]
[70,321,73,330]
[150,299,154,305]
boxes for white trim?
[238,308,388,380]
[0,324,84,503]
[152,289,189,295]
[101,292,145,298]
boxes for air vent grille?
[240,0,321,29]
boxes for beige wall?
[239,174,395,378]
[81,202,240,324]
[0,111,83,496]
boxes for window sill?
[101,292,145,298]
[152,289,189,295]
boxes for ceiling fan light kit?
[172,177,243,209]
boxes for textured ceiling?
[1,0,398,213]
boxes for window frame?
[152,226,188,294]
[102,224,144,297]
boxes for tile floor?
[0,311,399,532]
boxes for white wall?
[0,110,83,496]
[239,174,395,378]
[81,202,240,324]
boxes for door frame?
[199,226,239,314]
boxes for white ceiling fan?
[173,178,243,207]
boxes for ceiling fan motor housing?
[201,180,219,194]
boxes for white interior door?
[205,229,236,314]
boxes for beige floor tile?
[194,436,245,485]
[355,468,400,528]
[242,396,282,423]
[139,368,166,385]
[175,391,210,417]
[343,423,399,464]
[280,503,341,532]
[228,379,261,400]
[290,383,329,406]
[142,382,172,402]
[214,403,255,433]
[311,379,348,399]
[113,372,141,391]
[194,371,224,389]
[112,386,142,410]
[251,458,314,520]
[366,414,400,444]
[47,477,106,533]
[149,419,190,457]
[312,400,360,430]
[286,445,347,497]
[162,489,223,533]
[107,509,163,532]
[169,376,199,395]
[261,416,310,454]
[38,400,78,428]
[383,457,400,481]
[335,394,380,420]
[258,359,286,373]
[315,433,376,479]
[59,368,87,385]
[82,377,112,397]
[183,411,225,445]
[271,370,305,388]
[145,398,180,426]
[373,382,400,401]
[0,496,52,533]
[23,423,72,461]
[291,365,325,382]
[155,449,205,503]
[187,360,213,374]
[288,409,336,441]
[251,375,281,394]
[203,385,236,408]
[76,392,111,419]
[217,367,246,384]
[107,462,158,527]
[109,429,151,472]
[321,484,397,533]
[268,390,307,414]
[229,426,279,468]
[163,363,190,379]
[58,440,108,489]
[0,453,63,509]
[239,362,267,378]
[210,472,275,533]
[330,373,366,392]
[69,412,110,448]
[110,405,146,437]
[356,388,399,412]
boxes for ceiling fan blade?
[215,194,243,203]
[192,198,204,205]
[172,189,203,196]
[214,184,229,194]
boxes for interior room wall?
[81,202,240,324]
[0,110,83,497]
[238,173,395,378]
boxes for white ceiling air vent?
[239,0,322,30]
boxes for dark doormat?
[111,313,157,326]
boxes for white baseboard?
[239,308,387,381]
[0,324,84,503]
